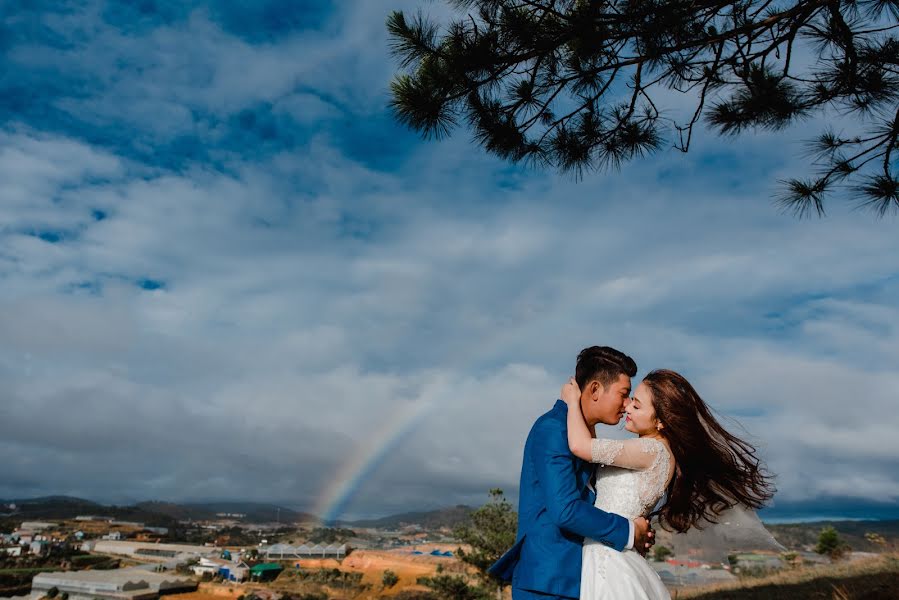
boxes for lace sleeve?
[591,437,670,472]
[636,438,674,514]
[590,439,624,465]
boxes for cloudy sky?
[1,1,897,521]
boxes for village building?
[248,563,282,582]
[83,540,219,561]
[20,522,56,532]
[29,541,49,556]
[191,557,249,582]
[31,568,197,600]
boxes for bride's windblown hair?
[642,369,775,533]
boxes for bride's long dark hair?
[643,369,775,533]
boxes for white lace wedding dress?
[581,436,674,600]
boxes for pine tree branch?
[883,106,899,177]
[389,0,899,216]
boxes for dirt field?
[169,549,468,600]
[293,549,463,595]
[168,584,244,600]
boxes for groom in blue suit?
[489,346,653,599]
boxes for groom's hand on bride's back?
[633,517,655,556]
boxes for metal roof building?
[262,543,347,559]
[31,568,197,600]
[87,540,219,561]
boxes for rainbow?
[312,399,433,524]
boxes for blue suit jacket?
[488,401,630,598]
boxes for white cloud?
[1,1,897,519]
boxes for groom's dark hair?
[575,346,638,389]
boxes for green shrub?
[816,526,850,559]
[653,546,673,562]
[382,569,399,587]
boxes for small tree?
[816,526,849,559]
[455,489,517,577]
[451,488,517,599]
[382,569,400,588]
[46,588,59,599]
[652,545,673,562]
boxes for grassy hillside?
[680,554,899,600]
[652,518,899,563]
[764,520,899,552]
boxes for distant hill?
[132,501,207,521]
[3,498,468,530]
[3,497,316,526]
[1,496,178,526]
[2,496,103,518]
[345,505,474,529]
[137,501,319,524]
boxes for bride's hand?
[560,377,580,406]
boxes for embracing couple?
[489,346,774,600]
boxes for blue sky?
[1,0,898,521]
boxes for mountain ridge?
[1,497,472,529]
[6,497,899,532]
[341,505,474,529]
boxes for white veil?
[653,505,785,564]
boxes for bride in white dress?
[561,369,775,600]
